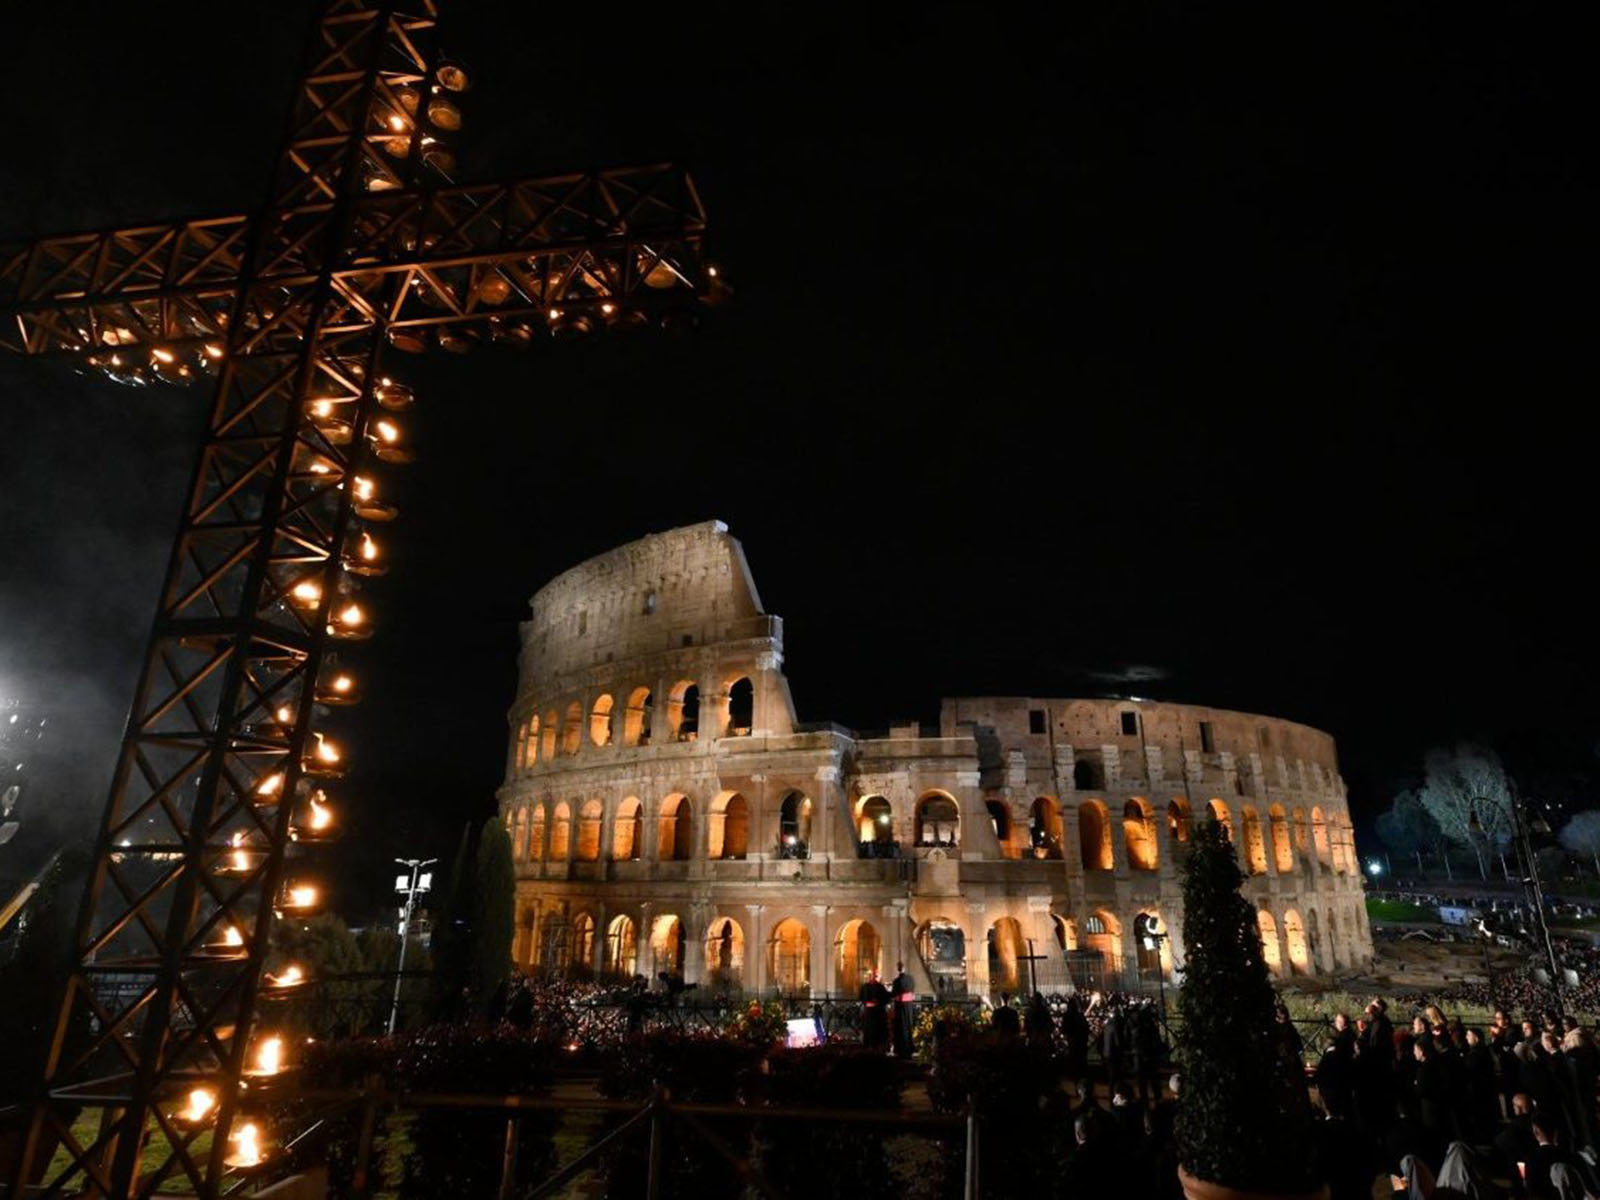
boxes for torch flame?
[358,533,379,562]
[151,347,176,364]
[375,420,400,444]
[330,674,353,694]
[222,924,244,947]
[178,1087,216,1123]
[286,884,317,910]
[353,476,375,501]
[311,733,340,765]
[226,1121,265,1168]
[291,580,321,605]
[336,602,364,627]
[255,772,283,798]
[309,794,333,831]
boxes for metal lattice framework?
[0,3,717,1195]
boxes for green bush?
[1174,821,1317,1192]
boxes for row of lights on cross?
[163,369,422,1172]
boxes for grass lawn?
[1365,898,1438,924]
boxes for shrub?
[925,1032,1061,1198]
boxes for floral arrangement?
[729,997,789,1046]
[911,1001,990,1058]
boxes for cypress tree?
[426,822,476,1023]
[469,816,515,1019]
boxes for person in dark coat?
[992,995,1022,1037]
[1459,1027,1500,1144]
[1492,1092,1540,1184]
[1024,991,1054,1051]
[1061,994,1091,1080]
[1412,1038,1455,1161]
[1358,998,1396,1133]
[1133,1002,1165,1104]
[889,961,916,1057]
[858,970,890,1052]
[1102,1007,1128,1089]
[1059,1108,1121,1196]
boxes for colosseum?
[497,521,1373,999]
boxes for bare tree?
[1418,743,1513,880]
[1560,810,1600,877]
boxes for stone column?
[811,904,830,997]
[966,902,990,996]
[684,902,708,986]
[815,765,839,861]
[745,904,767,995]
[887,900,908,979]
[643,793,661,863]
[1026,895,1055,990]
[701,676,731,740]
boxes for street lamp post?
[389,857,436,1034]
[1470,789,1562,1017]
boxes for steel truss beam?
[1,2,715,1196]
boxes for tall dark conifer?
[426,822,476,1023]
[469,816,515,1019]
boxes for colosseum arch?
[987,917,1026,995]
[511,807,528,861]
[1257,909,1282,976]
[623,687,652,747]
[527,803,546,860]
[1283,909,1309,975]
[1084,911,1122,980]
[1133,911,1172,979]
[589,694,615,746]
[767,917,811,995]
[605,914,637,977]
[1123,799,1158,871]
[1052,913,1078,952]
[1207,798,1233,840]
[726,676,753,736]
[779,791,812,857]
[705,917,744,988]
[650,914,686,978]
[667,680,699,741]
[612,797,643,860]
[573,913,596,972]
[857,795,893,853]
[1240,807,1268,875]
[1292,807,1309,856]
[1030,797,1064,859]
[709,791,750,859]
[1167,798,1192,847]
[835,918,882,990]
[540,709,558,760]
[1311,807,1331,869]
[1078,800,1113,871]
[513,723,528,775]
[576,799,603,861]
[916,918,968,993]
[658,793,693,861]
[1073,757,1103,790]
[985,800,1012,848]
[915,791,960,848]
[549,802,571,860]
[1268,804,1294,873]
[561,701,583,756]
[524,714,539,768]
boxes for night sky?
[0,3,1588,909]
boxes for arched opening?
[1079,800,1113,871]
[726,676,753,736]
[1241,807,1268,875]
[767,918,811,995]
[1311,807,1331,868]
[525,714,539,767]
[705,918,744,989]
[514,722,528,775]
[1084,911,1122,979]
[916,919,968,995]
[1327,908,1343,969]
[1134,911,1171,979]
[606,914,637,978]
[540,709,558,760]
[1207,798,1233,841]
[857,795,894,856]
[1167,798,1192,846]
[1292,807,1309,856]
[650,914,685,980]
[710,792,749,860]
[987,917,1026,995]
[573,913,596,972]
[915,792,960,848]
[613,796,642,860]
[985,800,1013,853]
[1283,909,1309,975]
[658,794,692,861]
[668,680,699,741]
[549,802,571,860]
[1257,909,1282,976]
[1123,799,1158,871]
[1269,804,1294,872]
[538,913,571,972]
[624,687,652,747]
[562,701,582,756]
[1073,758,1103,790]
[835,919,882,990]
[1029,797,1063,859]
[778,791,812,858]
[576,799,603,861]
[1052,914,1078,951]
[511,807,528,861]
[1305,907,1322,972]
[589,694,614,746]
[527,804,545,860]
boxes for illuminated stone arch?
[1052,913,1078,951]
[1079,800,1113,871]
[985,800,1013,849]
[658,793,692,861]
[1283,908,1309,976]
[605,914,637,977]
[705,917,744,988]
[1268,804,1294,873]
[708,791,749,860]
[524,713,539,767]
[835,918,882,990]
[1030,796,1064,859]
[1123,798,1158,871]
[987,916,1026,995]
[511,807,528,861]
[589,693,614,746]
[915,791,960,847]
[549,801,571,860]
[650,913,685,978]
[1311,806,1331,869]
[561,700,582,756]
[540,709,558,760]
[1207,798,1233,840]
[527,803,546,860]
[1084,910,1122,977]
[576,798,603,861]
[767,917,812,995]
[726,675,753,736]
[613,796,642,860]
[915,918,968,993]
[1240,807,1268,875]
[572,912,596,971]
[1167,798,1192,847]
[1257,908,1282,976]
[623,686,652,747]
[779,791,812,856]
[857,795,893,850]
[667,679,699,741]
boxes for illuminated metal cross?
[0,4,719,1195]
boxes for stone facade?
[497,521,1373,998]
